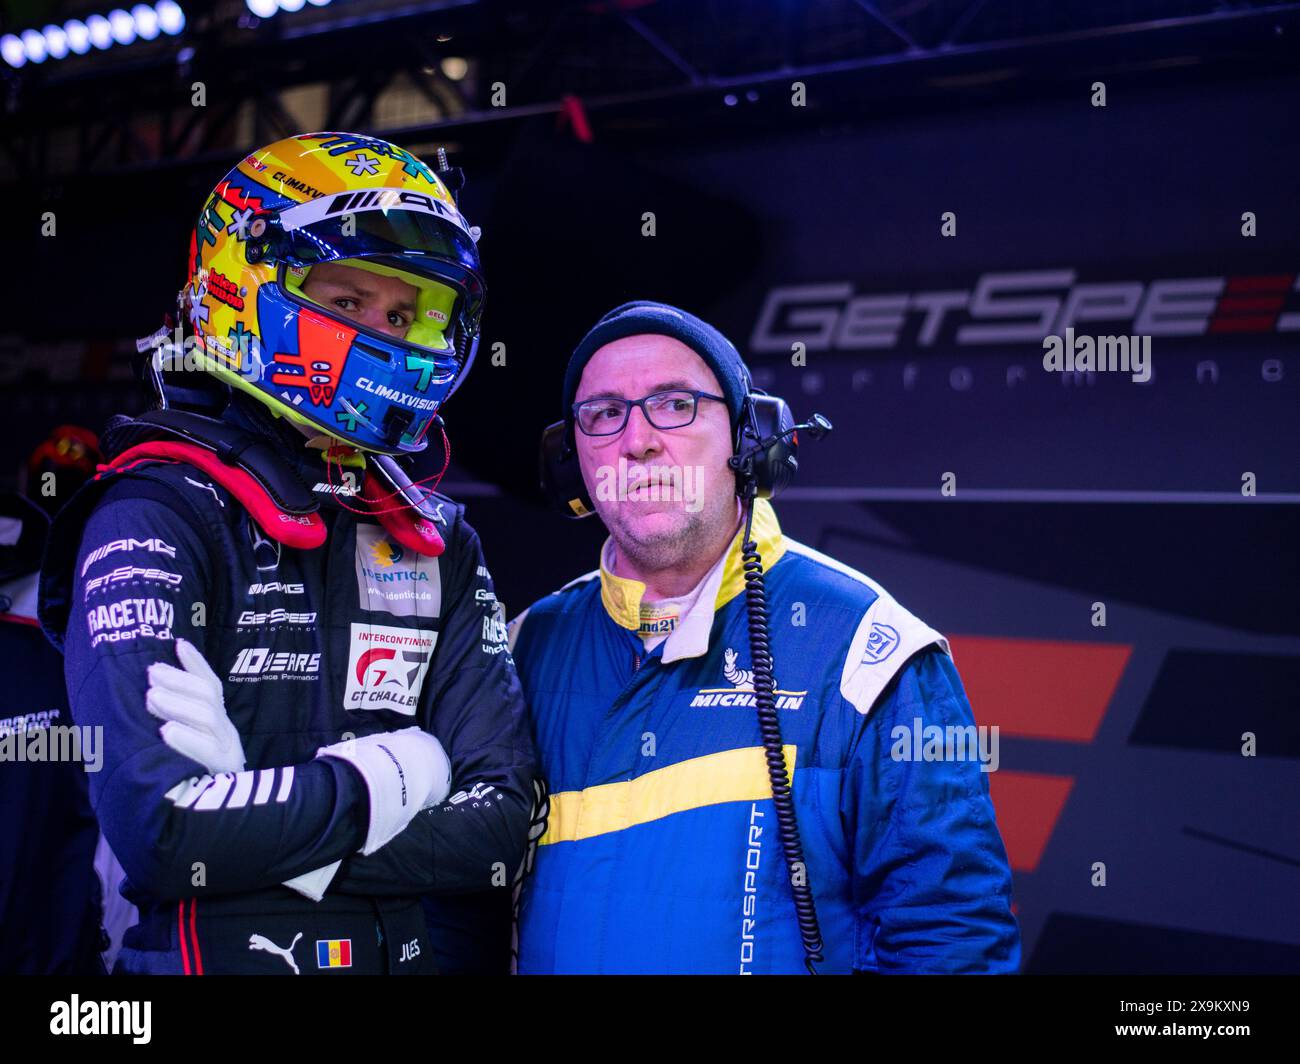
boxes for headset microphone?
[728,414,833,477]
[801,413,833,440]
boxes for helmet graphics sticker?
[269,309,356,407]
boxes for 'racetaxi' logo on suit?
[354,524,441,619]
[689,647,807,710]
[481,600,508,654]
[343,623,437,715]
[85,598,174,648]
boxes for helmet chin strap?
[319,421,451,515]
[317,437,451,559]
[292,420,347,455]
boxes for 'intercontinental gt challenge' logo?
[343,623,437,715]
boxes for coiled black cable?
[741,499,824,974]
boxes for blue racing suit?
[512,499,1020,974]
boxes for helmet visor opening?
[277,195,481,276]
[280,258,474,358]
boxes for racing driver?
[39,132,537,975]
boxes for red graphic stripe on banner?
[948,635,1130,742]
[1223,274,1292,292]
[1208,316,1278,332]
[1216,296,1284,313]
[987,771,1075,873]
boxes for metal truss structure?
[3,0,1299,184]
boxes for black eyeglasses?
[572,389,727,437]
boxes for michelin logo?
[690,648,806,710]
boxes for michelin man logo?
[722,647,779,691]
[689,648,804,710]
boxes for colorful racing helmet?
[181,131,485,454]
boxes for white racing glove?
[146,641,451,898]
[146,638,246,774]
[288,730,451,899]
[146,639,333,901]
[315,728,452,855]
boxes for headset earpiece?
[540,420,596,518]
[730,394,799,500]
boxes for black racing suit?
[38,404,537,974]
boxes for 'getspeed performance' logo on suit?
[343,623,437,715]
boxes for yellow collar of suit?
[599,498,786,632]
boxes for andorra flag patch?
[316,939,352,969]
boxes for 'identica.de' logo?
[354,524,441,619]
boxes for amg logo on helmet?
[326,189,461,226]
[279,185,472,237]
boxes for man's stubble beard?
[602,486,739,575]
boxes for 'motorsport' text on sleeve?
[64,485,369,899]
[329,517,538,896]
[844,648,1020,974]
